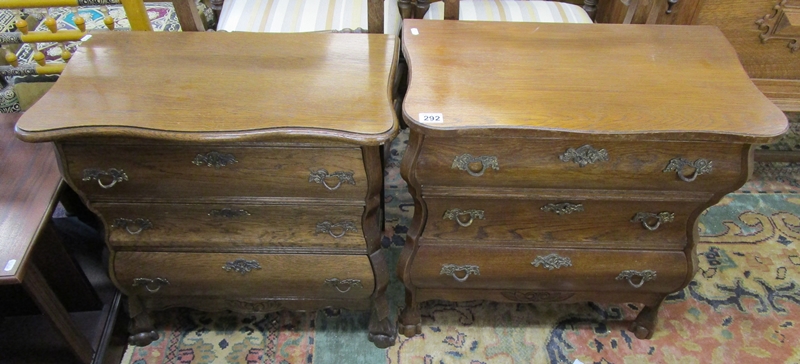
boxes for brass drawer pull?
[209,208,251,218]
[315,221,358,238]
[133,277,170,293]
[443,208,485,227]
[531,253,573,270]
[559,145,608,167]
[222,259,262,275]
[324,278,363,293]
[82,168,128,189]
[192,151,238,168]
[541,203,584,215]
[308,169,356,190]
[616,270,657,288]
[452,154,499,177]
[663,158,713,182]
[112,218,152,235]
[631,212,674,231]
[440,264,480,282]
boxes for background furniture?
[16,30,400,349]
[412,0,594,22]
[397,19,787,340]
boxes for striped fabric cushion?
[218,0,402,34]
[423,1,592,23]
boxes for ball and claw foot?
[630,305,659,340]
[398,306,422,338]
[128,330,159,346]
[368,317,398,349]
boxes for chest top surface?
[16,32,399,145]
[401,20,787,143]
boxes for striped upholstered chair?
[217,0,403,34]
[417,0,594,23]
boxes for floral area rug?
[120,128,800,364]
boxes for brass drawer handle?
[192,151,238,168]
[443,208,485,227]
[616,270,657,288]
[531,253,573,270]
[559,145,608,167]
[82,168,128,189]
[440,264,480,282]
[315,221,358,238]
[308,169,356,190]
[209,208,251,218]
[324,278,363,293]
[452,154,499,177]
[631,212,674,231]
[112,218,152,235]
[663,158,713,182]
[541,203,584,215]
[222,259,262,275]
[132,277,170,293]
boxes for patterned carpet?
[121,125,800,364]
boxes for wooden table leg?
[21,263,94,364]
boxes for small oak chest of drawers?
[397,20,788,339]
[16,32,400,348]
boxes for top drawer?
[62,144,367,200]
[415,137,745,192]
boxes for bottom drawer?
[114,252,375,300]
[409,246,687,294]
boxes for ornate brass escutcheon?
[451,154,499,177]
[443,208,485,227]
[531,253,573,270]
[663,157,713,182]
[192,151,238,168]
[132,277,170,293]
[308,169,356,190]
[222,259,262,275]
[616,270,657,288]
[315,221,358,238]
[208,208,251,218]
[82,168,128,189]
[631,212,675,231]
[440,264,480,282]
[112,218,153,235]
[559,145,608,167]
[324,278,363,293]
[541,202,584,215]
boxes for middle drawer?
[95,203,366,250]
[422,196,699,250]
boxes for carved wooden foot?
[128,311,158,346]
[398,305,422,338]
[630,301,663,340]
[367,307,397,348]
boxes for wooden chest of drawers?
[397,20,788,339]
[16,32,400,348]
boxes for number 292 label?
[419,113,444,124]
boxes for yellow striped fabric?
[423,0,592,23]
[218,0,402,34]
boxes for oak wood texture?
[401,20,787,143]
[60,144,368,201]
[398,20,788,341]
[16,32,399,145]
[17,32,400,348]
[596,0,704,25]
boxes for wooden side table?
[397,20,788,339]
[0,113,94,363]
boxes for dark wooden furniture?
[16,31,400,348]
[397,19,788,340]
[0,112,94,363]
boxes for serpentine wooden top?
[17,31,399,145]
[401,20,787,143]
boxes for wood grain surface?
[16,32,399,145]
[401,20,787,142]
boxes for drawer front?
[416,137,743,192]
[409,246,687,294]
[423,197,697,250]
[63,145,367,200]
[95,203,366,250]
[114,252,375,299]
